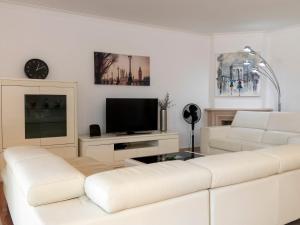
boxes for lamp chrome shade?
[243,46,253,53]
[259,62,266,67]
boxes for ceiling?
[3,0,300,33]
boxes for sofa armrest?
[288,135,300,144]
[200,126,231,155]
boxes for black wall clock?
[24,59,49,79]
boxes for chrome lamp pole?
[243,46,281,112]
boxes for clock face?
[24,59,49,79]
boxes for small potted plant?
[159,93,174,132]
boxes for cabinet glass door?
[40,87,75,146]
[25,95,67,139]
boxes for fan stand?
[191,120,195,153]
[183,103,201,155]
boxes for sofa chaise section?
[3,145,300,225]
[2,146,212,225]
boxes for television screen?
[106,98,158,133]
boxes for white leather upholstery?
[4,145,300,225]
[277,169,300,224]
[241,141,270,151]
[209,137,269,152]
[210,176,279,225]
[267,112,300,133]
[3,158,210,225]
[209,138,242,152]
[34,191,210,225]
[201,111,300,154]
[258,144,300,173]
[231,111,270,129]
[288,136,300,144]
[189,151,279,188]
[2,167,42,225]
[4,147,85,206]
[262,131,299,145]
[227,127,264,142]
[256,145,300,224]
[4,146,51,167]
[85,160,211,213]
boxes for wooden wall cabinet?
[0,79,78,163]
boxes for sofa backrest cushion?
[85,160,211,213]
[262,131,299,145]
[3,146,51,167]
[257,145,300,173]
[266,112,300,133]
[227,127,264,143]
[188,151,279,188]
[288,136,300,144]
[4,147,85,206]
[231,111,270,130]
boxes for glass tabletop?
[132,151,204,164]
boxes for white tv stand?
[79,131,179,163]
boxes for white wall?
[1,2,299,149]
[0,2,211,148]
[210,27,300,112]
[210,32,273,109]
[268,26,300,112]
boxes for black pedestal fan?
[183,104,201,153]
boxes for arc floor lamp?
[243,46,281,112]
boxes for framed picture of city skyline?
[216,52,261,97]
[94,52,150,86]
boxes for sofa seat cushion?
[85,160,211,213]
[3,147,85,206]
[257,144,300,173]
[188,151,279,188]
[262,131,299,145]
[209,138,242,152]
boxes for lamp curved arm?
[258,67,281,95]
[249,49,282,97]
[256,69,280,95]
[244,46,282,111]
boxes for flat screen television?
[106,98,158,134]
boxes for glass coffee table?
[131,151,204,164]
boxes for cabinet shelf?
[114,140,158,151]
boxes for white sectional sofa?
[201,111,300,155]
[3,145,300,225]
